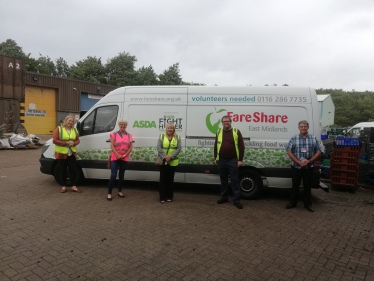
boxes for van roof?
[352,122,374,127]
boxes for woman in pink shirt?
[107,119,133,201]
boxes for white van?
[346,122,374,137]
[40,86,324,199]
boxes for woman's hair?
[62,115,75,127]
[165,123,177,139]
[118,119,128,126]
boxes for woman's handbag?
[155,156,163,165]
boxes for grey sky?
[1,0,374,91]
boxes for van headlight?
[42,144,50,154]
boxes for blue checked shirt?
[285,133,323,168]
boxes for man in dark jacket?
[214,115,245,209]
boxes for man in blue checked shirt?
[285,120,322,212]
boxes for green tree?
[55,57,70,77]
[183,81,205,86]
[25,55,39,72]
[135,65,158,85]
[34,53,57,75]
[317,89,374,127]
[106,52,137,86]
[0,39,27,59]
[158,63,183,85]
[70,56,106,84]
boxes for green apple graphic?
[206,107,227,134]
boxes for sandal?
[71,188,82,193]
[61,187,67,193]
[160,201,165,204]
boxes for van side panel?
[124,87,188,182]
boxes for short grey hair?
[298,120,309,127]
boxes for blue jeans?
[217,158,241,202]
[108,160,127,194]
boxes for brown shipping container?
[25,72,117,112]
[0,56,25,100]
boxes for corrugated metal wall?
[0,56,25,100]
[25,72,117,112]
[0,99,20,131]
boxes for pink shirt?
[110,131,132,161]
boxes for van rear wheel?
[239,169,263,199]
[53,162,84,186]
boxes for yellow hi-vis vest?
[54,126,78,154]
[160,134,180,166]
[216,128,239,160]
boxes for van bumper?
[39,155,54,175]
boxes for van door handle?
[106,139,111,143]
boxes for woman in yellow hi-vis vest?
[53,115,82,193]
[156,123,181,203]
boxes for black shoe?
[305,205,314,212]
[107,197,112,201]
[285,202,296,209]
[118,193,125,198]
[217,198,229,204]
[234,202,243,209]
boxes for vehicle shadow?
[82,178,294,202]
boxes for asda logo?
[133,120,157,128]
[205,107,226,134]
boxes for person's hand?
[237,161,243,167]
[165,155,172,162]
[299,160,308,168]
[214,160,217,165]
[66,141,74,147]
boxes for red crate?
[332,150,360,158]
[331,157,358,164]
[332,163,357,172]
[331,177,357,186]
[333,146,361,152]
[330,170,356,178]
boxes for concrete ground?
[0,141,374,281]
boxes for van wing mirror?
[76,121,82,135]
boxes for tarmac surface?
[1,136,374,280]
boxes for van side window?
[348,128,360,137]
[81,105,118,136]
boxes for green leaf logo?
[205,107,226,134]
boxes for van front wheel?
[239,169,263,199]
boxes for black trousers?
[159,164,176,201]
[290,166,314,205]
[57,155,77,186]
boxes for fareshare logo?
[205,107,226,134]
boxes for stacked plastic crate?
[367,143,374,184]
[330,137,361,188]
